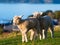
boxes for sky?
[0,0,60,24]
[0,3,60,24]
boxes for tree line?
[0,0,42,3]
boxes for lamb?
[13,16,42,42]
[32,12,54,39]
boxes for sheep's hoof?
[22,41,24,43]
[22,41,28,43]
[40,38,42,40]
[30,39,33,41]
[42,37,45,39]
[22,40,25,43]
[25,41,28,42]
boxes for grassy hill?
[0,26,60,45]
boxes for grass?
[0,26,60,45]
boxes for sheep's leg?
[22,32,28,42]
[50,30,54,38]
[42,30,45,39]
[22,33,25,42]
[43,27,48,39]
[30,30,34,41]
[50,26,54,38]
[49,21,54,38]
[24,29,28,42]
[39,30,42,40]
[33,31,38,40]
[39,34,42,40]
[21,29,28,42]
[24,33,28,42]
[42,29,46,39]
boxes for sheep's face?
[13,16,21,25]
[33,12,41,18]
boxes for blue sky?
[0,4,60,20]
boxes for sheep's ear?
[40,12,43,15]
[19,16,22,18]
[13,16,17,19]
[33,12,39,15]
[19,15,24,18]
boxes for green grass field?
[0,26,60,45]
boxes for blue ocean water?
[0,3,60,23]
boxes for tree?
[54,11,60,19]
